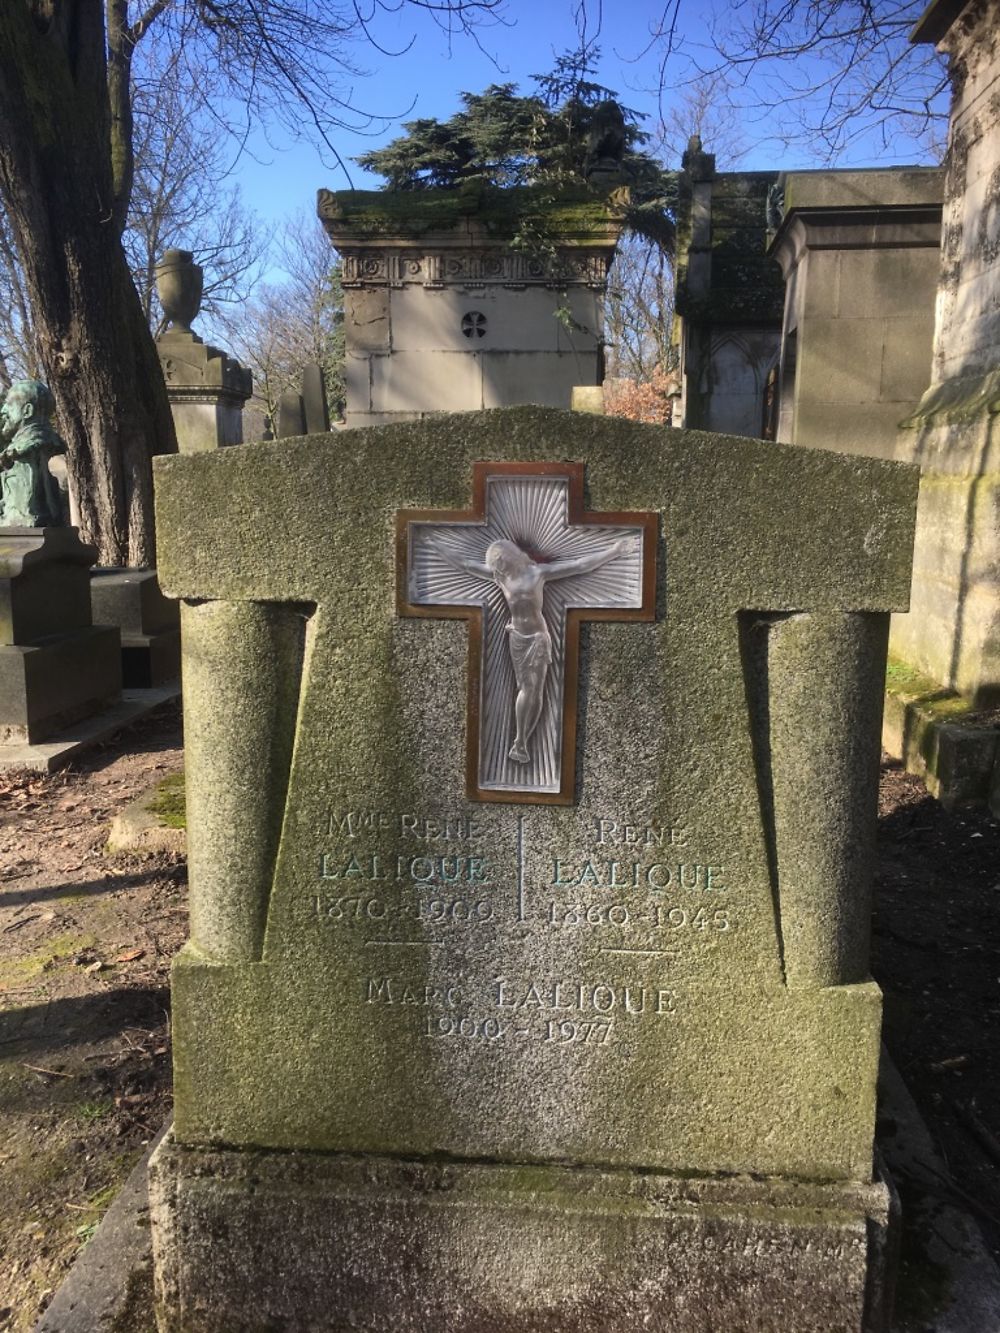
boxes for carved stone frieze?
[339,249,610,290]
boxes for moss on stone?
[884,656,939,692]
[148,772,186,830]
[319,184,619,242]
[154,406,917,1180]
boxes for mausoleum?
[319,184,623,427]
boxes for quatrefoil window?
[461,311,487,338]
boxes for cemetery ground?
[0,703,998,1329]
[0,704,183,1332]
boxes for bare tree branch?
[649,0,948,162]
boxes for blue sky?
[231,0,949,234]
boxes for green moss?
[884,656,937,690]
[319,185,617,241]
[0,932,98,990]
[148,772,186,829]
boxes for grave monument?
[320,185,621,428]
[891,0,1000,705]
[0,379,121,749]
[155,248,252,454]
[149,405,916,1330]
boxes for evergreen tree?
[356,49,665,201]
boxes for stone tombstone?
[275,387,306,439]
[89,568,180,688]
[301,361,331,434]
[768,167,943,462]
[149,405,917,1331]
[671,146,785,440]
[319,185,622,429]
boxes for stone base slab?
[107,772,186,855]
[882,659,1000,810]
[0,626,121,744]
[149,1137,897,1332]
[0,684,180,773]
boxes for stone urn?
[156,248,203,332]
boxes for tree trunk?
[0,3,176,565]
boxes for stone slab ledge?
[883,659,1000,813]
[0,686,180,774]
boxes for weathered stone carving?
[585,99,628,182]
[0,379,68,528]
[338,248,610,289]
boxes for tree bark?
[0,2,176,565]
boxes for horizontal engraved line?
[364,939,443,947]
[598,948,681,956]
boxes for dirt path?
[1,714,999,1329]
[0,704,184,1333]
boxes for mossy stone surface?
[318,184,621,244]
[149,1136,896,1333]
[154,406,917,1182]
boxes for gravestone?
[276,386,306,439]
[0,528,121,745]
[149,405,917,1331]
[275,364,332,440]
[301,361,331,433]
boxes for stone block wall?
[769,168,943,462]
[889,0,1000,704]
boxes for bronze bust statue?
[0,379,69,527]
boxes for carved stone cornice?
[338,248,612,290]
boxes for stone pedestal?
[157,328,252,455]
[150,1140,896,1333]
[90,568,180,688]
[0,528,121,744]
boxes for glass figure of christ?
[431,536,629,764]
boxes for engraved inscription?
[550,859,725,890]
[363,974,679,1047]
[318,853,493,884]
[327,809,481,841]
[294,805,740,1054]
[300,806,737,953]
[593,817,690,846]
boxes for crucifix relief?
[397,462,657,804]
